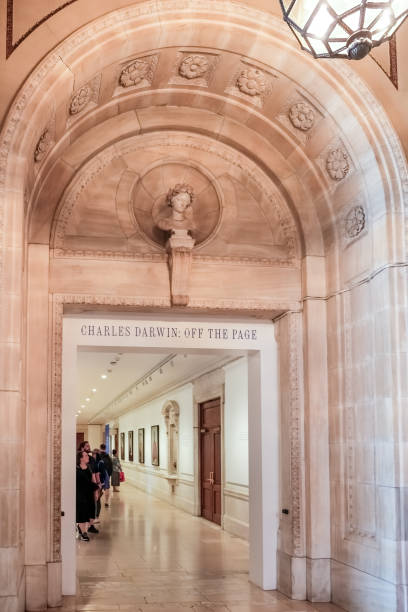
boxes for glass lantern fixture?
[279,0,408,59]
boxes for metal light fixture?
[280,0,408,59]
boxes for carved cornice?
[188,298,300,312]
[52,249,167,262]
[193,255,300,268]
[51,249,299,268]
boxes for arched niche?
[161,400,180,474]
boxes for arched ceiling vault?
[0,0,406,267]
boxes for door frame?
[60,312,279,595]
[199,396,222,525]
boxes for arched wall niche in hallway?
[161,400,180,474]
[0,2,407,612]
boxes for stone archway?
[0,2,407,611]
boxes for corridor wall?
[115,358,250,537]
[223,358,249,539]
[118,384,196,514]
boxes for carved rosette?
[118,55,158,89]
[288,102,315,131]
[236,68,266,96]
[34,129,52,162]
[68,76,100,119]
[326,147,350,181]
[344,205,366,238]
[69,85,91,115]
[179,55,209,79]
[119,59,149,87]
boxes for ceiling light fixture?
[86,397,90,402]
[101,374,107,379]
[279,0,408,60]
[92,388,97,393]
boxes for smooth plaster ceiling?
[77,348,240,425]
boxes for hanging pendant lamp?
[279,0,408,59]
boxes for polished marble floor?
[59,484,344,612]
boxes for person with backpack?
[99,444,113,507]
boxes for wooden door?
[200,398,221,525]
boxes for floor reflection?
[58,484,344,611]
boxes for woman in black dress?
[76,450,97,541]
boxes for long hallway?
[59,484,344,612]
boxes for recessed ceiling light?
[86,398,90,402]
[78,410,81,414]
[101,374,107,379]
[81,404,85,408]
[92,388,97,393]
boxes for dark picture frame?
[128,430,134,462]
[151,425,159,466]
[138,428,145,464]
[120,432,125,460]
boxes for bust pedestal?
[166,230,195,306]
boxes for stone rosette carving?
[118,55,158,89]
[69,85,91,115]
[69,75,100,117]
[344,205,366,238]
[179,54,209,79]
[225,62,273,107]
[34,129,52,162]
[326,147,350,181]
[288,102,315,131]
[169,51,218,87]
[120,59,149,87]
[236,68,266,97]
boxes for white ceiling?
[76,349,241,425]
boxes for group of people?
[76,442,122,542]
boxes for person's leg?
[78,522,89,541]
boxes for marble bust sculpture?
[157,183,196,235]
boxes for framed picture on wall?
[138,428,145,464]
[151,425,159,466]
[128,430,134,462]
[120,432,125,461]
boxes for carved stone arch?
[161,400,180,474]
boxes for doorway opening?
[200,397,222,525]
[61,314,279,596]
